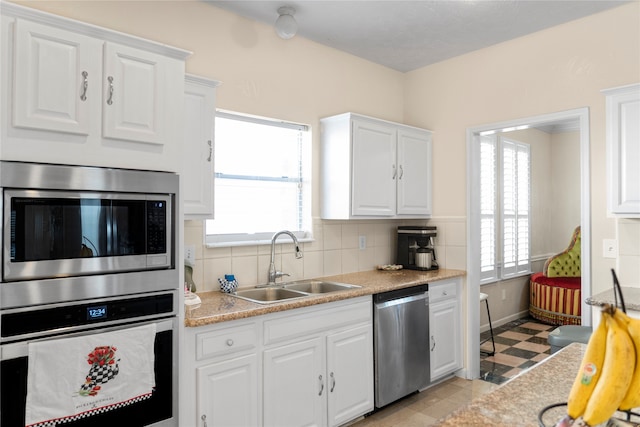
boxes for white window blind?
[479,135,531,283]
[480,135,498,282]
[501,139,531,277]
[205,111,312,247]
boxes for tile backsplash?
[183,217,467,292]
[618,218,640,286]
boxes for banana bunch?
[557,304,640,426]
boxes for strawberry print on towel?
[25,324,156,427]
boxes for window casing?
[480,135,531,283]
[205,111,312,247]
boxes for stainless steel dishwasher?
[373,284,430,408]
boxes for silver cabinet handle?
[106,76,114,105]
[201,414,207,427]
[226,339,234,347]
[318,374,324,396]
[443,291,448,296]
[431,335,436,351]
[399,165,404,179]
[330,372,336,392]
[80,71,88,101]
[392,164,397,179]
[207,140,212,162]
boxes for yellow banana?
[583,312,635,426]
[566,311,609,420]
[613,308,640,411]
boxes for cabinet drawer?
[196,322,257,361]
[430,280,458,303]
[264,297,371,346]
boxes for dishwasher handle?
[373,283,429,308]
[374,292,428,309]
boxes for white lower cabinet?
[183,296,373,427]
[264,337,325,427]
[429,279,462,381]
[197,353,259,427]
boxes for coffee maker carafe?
[396,226,438,270]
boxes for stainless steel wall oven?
[0,161,179,427]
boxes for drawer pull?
[226,339,234,347]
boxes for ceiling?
[207,0,628,73]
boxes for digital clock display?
[87,305,107,320]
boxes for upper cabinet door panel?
[12,19,101,135]
[102,42,165,145]
[605,84,640,216]
[397,128,432,215]
[351,119,396,216]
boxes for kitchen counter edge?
[184,268,466,327]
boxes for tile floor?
[480,316,554,385]
[350,316,555,427]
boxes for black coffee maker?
[396,226,438,270]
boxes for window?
[205,111,312,247]
[479,134,531,283]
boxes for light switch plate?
[359,236,366,250]
[602,239,618,259]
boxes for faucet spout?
[268,230,303,285]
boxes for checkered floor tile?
[480,316,555,385]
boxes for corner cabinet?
[320,113,433,219]
[181,296,374,427]
[429,278,462,381]
[0,3,190,172]
[603,83,640,217]
[183,75,220,219]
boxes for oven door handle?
[1,317,175,360]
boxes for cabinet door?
[326,325,374,427]
[196,353,259,427]
[606,85,640,215]
[12,19,101,135]
[397,128,432,215]
[183,77,217,218]
[430,298,462,381]
[102,42,166,145]
[351,118,396,216]
[264,337,325,427]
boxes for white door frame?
[465,107,591,379]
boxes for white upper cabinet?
[320,113,433,219]
[604,83,640,217]
[1,3,190,172]
[183,75,220,219]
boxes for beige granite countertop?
[184,268,465,327]
[586,286,640,312]
[435,342,585,426]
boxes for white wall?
[403,2,640,296]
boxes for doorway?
[465,108,591,379]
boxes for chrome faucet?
[267,230,303,286]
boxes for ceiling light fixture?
[275,6,297,40]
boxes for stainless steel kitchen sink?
[232,287,307,304]
[230,280,360,304]
[282,280,360,294]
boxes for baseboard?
[480,310,530,333]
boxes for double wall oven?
[0,161,179,426]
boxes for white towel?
[25,323,156,427]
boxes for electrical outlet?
[359,236,366,250]
[185,245,196,265]
[501,289,506,300]
[603,239,618,259]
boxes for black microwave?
[1,162,176,284]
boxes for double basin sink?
[231,280,360,304]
